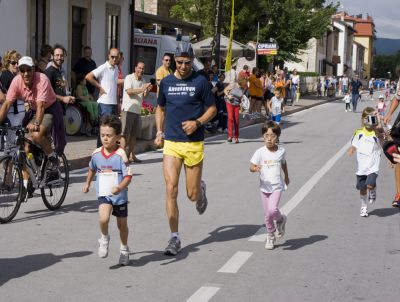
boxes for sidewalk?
[65,95,341,170]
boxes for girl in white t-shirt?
[348,107,384,217]
[250,121,290,250]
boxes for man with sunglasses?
[86,48,124,147]
[155,54,173,94]
[155,42,217,256]
[0,56,66,163]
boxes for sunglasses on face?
[19,67,33,73]
[9,61,18,66]
[176,60,192,66]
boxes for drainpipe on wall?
[130,0,136,72]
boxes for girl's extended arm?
[282,162,290,185]
[83,169,95,193]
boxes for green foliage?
[373,51,400,79]
[171,0,338,63]
[298,71,320,77]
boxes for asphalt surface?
[0,92,399,302]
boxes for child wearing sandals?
[250,121,289,250]
[348,107,384,217]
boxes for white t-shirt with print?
[271,96,283,116]
[351,128,381,175]
[250,146,286,193]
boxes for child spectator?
[377,95,386,118]
[343,92,351,112]
[268,87,284,125]
[250,121,289,250]
[83,115,132,265]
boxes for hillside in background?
[375,38,400,55]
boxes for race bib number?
[98,172,119,196]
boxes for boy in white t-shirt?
[267,87,284,124]
[250,121,290,250]
[348,107,384,217]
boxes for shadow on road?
[276,234,328,250]
[368,207,399,217]
[0,251,92,286]
[119,224,261,269]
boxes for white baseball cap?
[379,95,384,99]
[18,56,34,67]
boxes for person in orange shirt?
[249,67,263,119]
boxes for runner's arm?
[384,96,399,124]
[154,105,165,146]
[83,168,95,193]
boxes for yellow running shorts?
[163,140,204,167]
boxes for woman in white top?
[289,69,300,105]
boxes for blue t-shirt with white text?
[158,72,215,142]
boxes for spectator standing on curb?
[349,74,363,112]
[117,52,125,114]
[83,115,132,266]
[250,121,289,250]
[72,46,97,97]
[342,75,349,94]
[155,54,173,94]
[290,69,300,105]
[154,42,216,256]
[44,44,76,109]
[224,58,238,85]
[239,65,250,80]
[368,78,374,101]
[383,65,400,207]
[249,67,263,118]
[324,77,329,96]
[215,73,227,133]
[86,48,124,147]
[224,76,248,143]
[120,61,152,163]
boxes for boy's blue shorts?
[98,197,128,217]
[356,173,378,190]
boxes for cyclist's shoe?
[47,155,59,171]
[164,237,181,256]
[392,192,400,208]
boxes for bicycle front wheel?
[41,153,69,210]
[0,155,23,223]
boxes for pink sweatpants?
[260,191,283,234]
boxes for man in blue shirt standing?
[350,74,363,112]
[155,42,217,256]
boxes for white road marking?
[217,251,253,273]
[249,142,350,242]
[186,286,220,302]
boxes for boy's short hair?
[100,115,122,135]
[262,121,281,137]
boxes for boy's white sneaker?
[275,215,287,238]
[360,207,369,217]
[265,234,275,250]
[119,247,130,266]
[98,235,110,258]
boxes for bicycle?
[0,125,69,223]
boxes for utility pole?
[212,0,223,70]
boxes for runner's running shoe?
[265,234,275,250]
[119,246,130,266]
[196,180,208,215]
[98,235,110,258]
[360,207,368,217]
[392,192,400,208]
[368,189,376,204]
[164,237,181,256]
[275,215,287,238]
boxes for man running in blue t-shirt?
[155,42,217,256]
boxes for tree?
[374,51,400,79]
[171,0,338,63]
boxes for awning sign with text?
[257,43,278,55]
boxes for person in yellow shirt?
[249,67,264,119]
[156,54,173,94]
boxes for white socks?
[360,194,367,208]
[23,180,28,188]
[171,232,180,241]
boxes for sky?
[334,0,400,39]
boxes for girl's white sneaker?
[265,234,275,250]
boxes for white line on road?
[186,286,220,302]
[217,251,253,273]
[249,142,350,242]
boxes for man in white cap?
[0,56,66,162]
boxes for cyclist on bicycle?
[0,56,67,167]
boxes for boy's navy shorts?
[98,197,128,217]
[356,173,378,190]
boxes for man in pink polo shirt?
[0,56,66,162]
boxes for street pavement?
[1,92,399,302]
